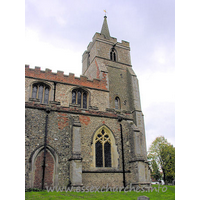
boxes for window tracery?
[95,128,111,167]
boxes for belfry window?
[72,89,88,109]
[110,48,117,61]
[95,129,111,167]
[115,97,120,109]
[32,83,50,104]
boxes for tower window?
[31,83,50,104]
[72,89,88,109]
[110,48,117,61]
[95,128,111,167]
[115,97,120,109]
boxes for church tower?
[82,15,150,185]
[82,15,137,112]
[25,15,151,190]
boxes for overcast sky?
[25,0,175,150]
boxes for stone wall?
[25,77,109,112]
[25,108,72,188]
[25,103,144,188]
[82,173,123,188]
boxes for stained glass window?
[44,88,49,104]
[32,83,50,104]
[72,91,76,104]
[104,142,111,167]
[96,141,103,167]
[32,86,37,98]
[95,128,111,167]
[38,85,44,103]
[77,91,81,105]
[83,92,87,109]
[71,89,88,109]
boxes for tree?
[148,136,175,183]
[151,159,162,181]
[162,144,175,183]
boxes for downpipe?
[42,109,50,190]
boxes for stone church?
[25,16,151,190]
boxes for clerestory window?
[95,128,111,167]
[32,83,50,104]
[72,89,88,109]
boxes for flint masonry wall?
[25,101,137,188]
[25,108,72,189]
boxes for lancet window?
[110,48,117,61]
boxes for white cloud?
[145,101,175,150]
[153,48,167,65]
[138,70,175,150]
[139,71,175,109]
[25,28,82,76]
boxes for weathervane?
[104,10,107,17]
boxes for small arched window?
[72,89,88,109]
[95,128,111,167]
[110,48,117,61]
[32,83,50,104]
[115,97,120,109]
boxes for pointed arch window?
[31,83,50,104]
[115,97,120,109]
[95,128,111,167]
[110,48,117,62]
[72,89,88,109]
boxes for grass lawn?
[25,185,175,200]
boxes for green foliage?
[148,136,175,183]
[164,145,175,183]
[151,159,162,181]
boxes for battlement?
[25,65,108,90]
[92,32,130,47]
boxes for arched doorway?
[33,149,54,189]
[30,145,59,189]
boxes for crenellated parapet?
[25,65,108,91]
[92,32,130,48]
